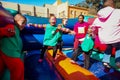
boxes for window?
[59,11,66,18]
[74,11,76,18]
[80,12,82,15]
[71,10,74,15]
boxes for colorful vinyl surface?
[46,49,99,80]
[0,6,14,27]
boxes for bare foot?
[70,60,76,64]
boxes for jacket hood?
[97,6,114,22]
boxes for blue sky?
[2,0,85,6]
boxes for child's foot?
[70,60,76,64]
[53,56,58,61]
[53,54,61,61]
[103,62,111,68]
[38,59,43,63]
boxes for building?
[68,6,88,18]
[1,0,89,18]
[1,1,48,17]
[44,0,89,18]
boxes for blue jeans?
[102,42,120,63]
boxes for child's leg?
[0,51,24,80]
[84,51,91,69]
[102,44,112,63]
[59,40,63,52]
[53,45,58,59]
[40,45,48,59]
[113,42,120,68]
[102,44,112,68]
[74,38,79,50]
[0,51,5,79]
[71,47,83,61]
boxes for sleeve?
[85,22,89,33]
[0,24,15,38]
[73,23,78,35]
[90,19,100,36]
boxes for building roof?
[69,6,89,11]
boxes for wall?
[44,4,57,17]
[68,6,89,18]
[19,4,34,16]
[1,1,48,17]
[1,1,18,10]
[35,6,48,17]
[57,1,68,18]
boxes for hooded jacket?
[92,6,120,44]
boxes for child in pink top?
[71,15,90,69]
[73,15,89,50]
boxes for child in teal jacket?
[38,16,74,62]
[0,14,26,80]
[38,15,61,62]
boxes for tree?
[75,2,89,8]
[86,0,120,9]
[85,0,120,15]
[75,0,120,15]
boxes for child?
[38,15,62,62]
[71,27,93,69]
[73,15,89,50]
[71,15,91,69]
[28,16,74,62]
[0,14,26,80]
[55,18,75,60]
[57,18,71,52]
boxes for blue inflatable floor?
[63,50,120,80]
[24,50,120,80]
[24,50,63,80]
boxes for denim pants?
[102,42,120,63]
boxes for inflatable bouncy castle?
[1,5,119,80]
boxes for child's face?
[78,16,84,23]
[14,14,26,30]
[63,19,68,26]
[17,18,26,30]
[49,16,56,26]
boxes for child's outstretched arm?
[57,24,75,35]
[27,23,46,28]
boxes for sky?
[2,0,85,6]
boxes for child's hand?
[70,31,76,35]
[57,24,62,30]
[42,24,46,28]
[7,24,15,37]
[0,24,15,38]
